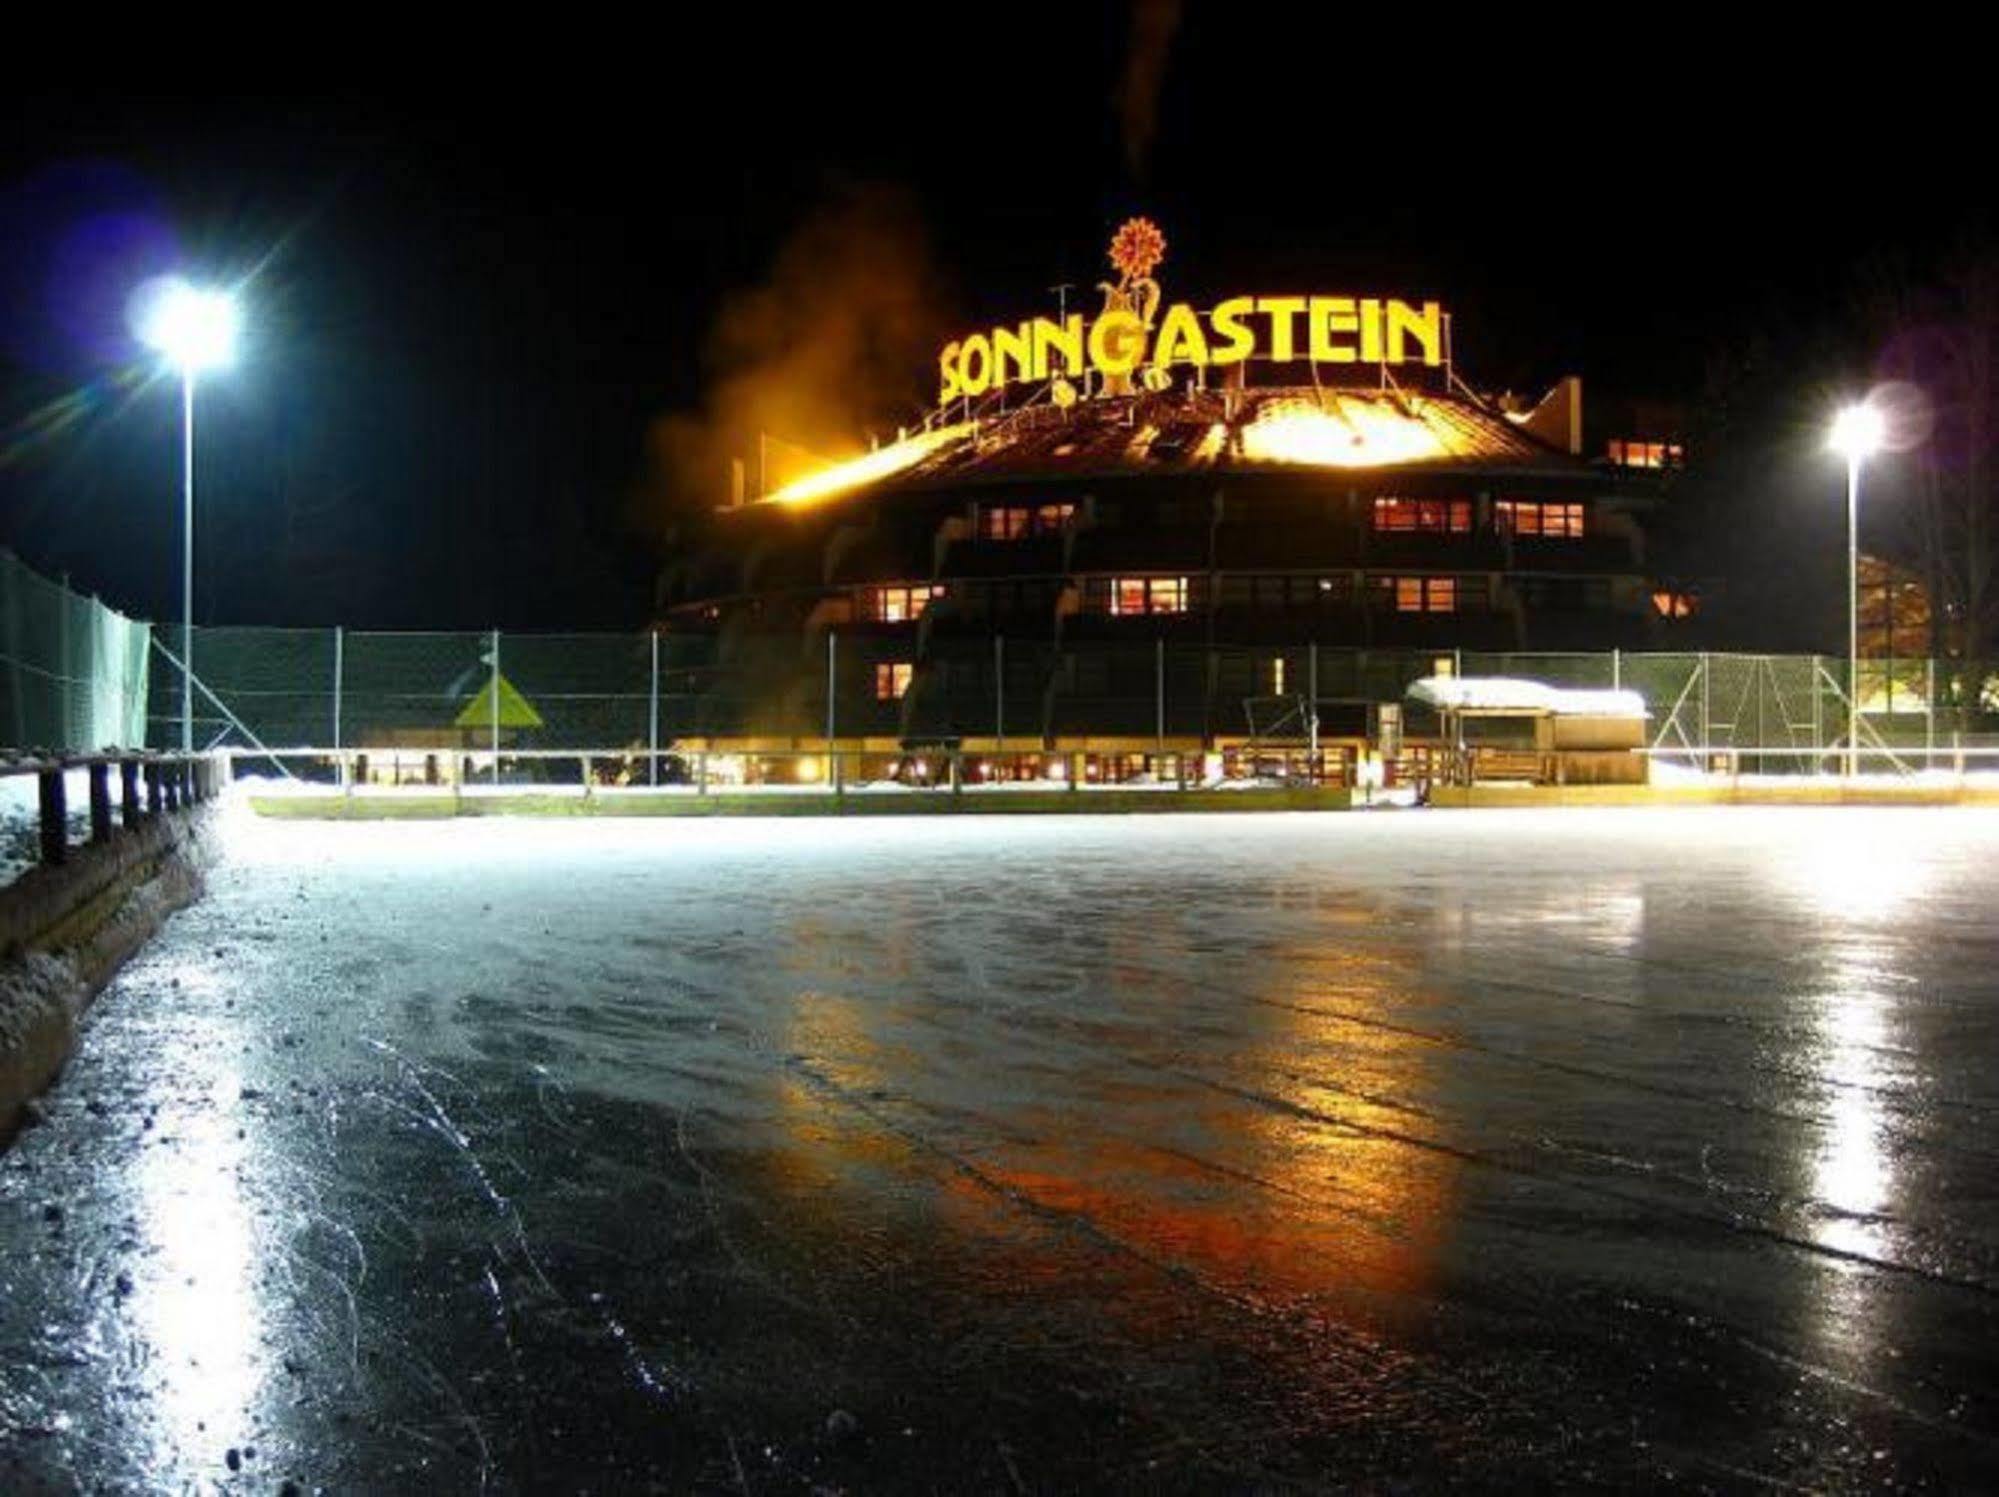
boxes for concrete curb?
[247,787,1365,818]
[0,807,214,1145]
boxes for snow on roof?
[1407,676,1648,718]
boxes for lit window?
[1496,500,1585,539]
[1372,497,1471,534]
[1107,576,1189,615]
[1651,589,1698,619]
[1384,576,1459,613]
[1608,439,1684,469]
[980,502,1075,540]
[1271,657,1287,695]
[862,583,946,622]
[874,662,913,700]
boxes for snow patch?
[1409,675,1648,718]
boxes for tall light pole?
[1829,402,1886,778]
[137,279,240,752]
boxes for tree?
[1872,250,1999,732]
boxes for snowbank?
[0,794,214,1141]
[1408,675,1648,718]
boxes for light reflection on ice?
[130,1023,262,1467]
[1810,994,1892,1258]
[1785,819,1934,1370]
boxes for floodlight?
[1829,403,1886,459]
[137,278,240,375]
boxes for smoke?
[640,185,948,515]
[1115,0,1184,180]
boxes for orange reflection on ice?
[941,938,1463,1321]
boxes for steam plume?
[1116,0,1184,180]
[641,185,947,514]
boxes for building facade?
[655,226,1670,769]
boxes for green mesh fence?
[143,625,1977,759]
[0,550,151,751]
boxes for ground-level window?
[1607,439,1684,469]
[1516,576,1613,610]
[1652,588,1698,619]
[860,583,946,622]
[1496,500,1586,538]
[1212,574,1356,611]
[1374,575,1460,613]
[1372,496,1472,534]
[1105,576,1190,615]
[980,501,1075,540]
[874,662,913,700]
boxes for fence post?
[1699,651,1711,763]
[3,555,21,745]
[1926,657,1936,763]
[490,628,501,786]
[1155,638,1165,767]
[1308,643,1319,766]
[332,625,344,768]
[995,634,1004,750]
[825,632,836,751]
[1612,648,1621,692]
[1811,654,1823,766]
[648,629,660,787]
[58,579,72,749]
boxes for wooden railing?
[1,752,222,870]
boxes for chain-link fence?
[143,624,1993,761]
[0,550,151,751]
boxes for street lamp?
[1829,402,1886,778]
[136,279,240,752]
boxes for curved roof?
[757,384,1579,508]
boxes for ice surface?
[2,805,1997,1488]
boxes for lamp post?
[137,280,240,752]
[1829,403,1886,778]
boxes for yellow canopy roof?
[454,671,544,730]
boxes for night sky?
[2,16,1987,638]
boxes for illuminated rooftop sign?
[937,219,1444,406]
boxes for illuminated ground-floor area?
[3,808,1996,1487]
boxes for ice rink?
[4,806,1998,1489]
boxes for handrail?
[1,750,223,873]
[0,749,212,779]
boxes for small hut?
[1407,676,1648,786]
